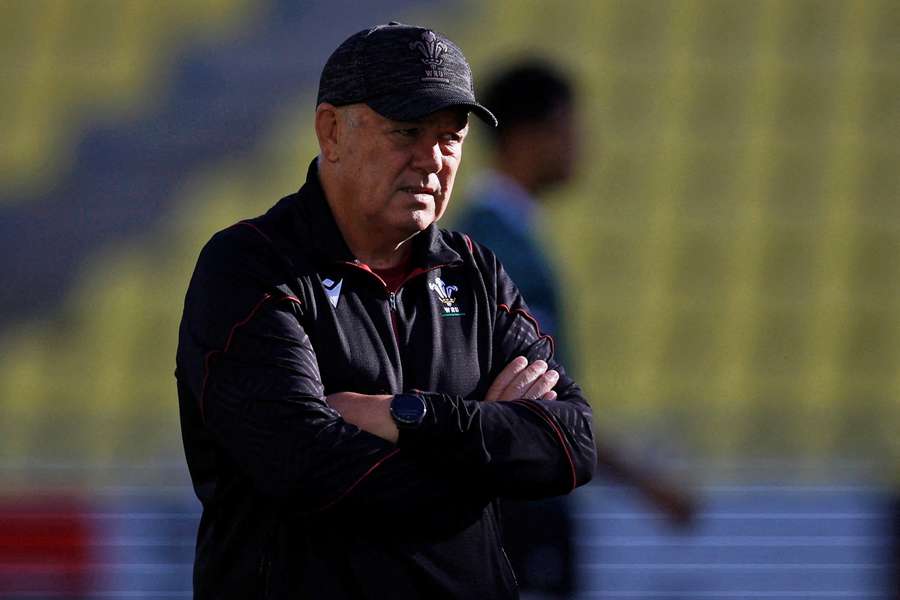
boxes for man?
[455,61,581,599]
[455,62,577,359]
[175,24,595,598]
[456,62,695,597]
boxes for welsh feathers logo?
[409,31,449,83]
[429,277,464,317]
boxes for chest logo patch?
[429,277,464,317]
[322,277,343,308]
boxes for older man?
[176,23,595,599]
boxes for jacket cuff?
[397,392,491,466]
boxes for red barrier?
[0,494,94,594]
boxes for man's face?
[334,104,469,240]
[533,102,578,189]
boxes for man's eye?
[395,128,418,138]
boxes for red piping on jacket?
[511,399,578,492]
[339,261,453,292]
[233,220,274,245]
[341,261,388,288]
[200,289,400,514]
[339,260,455,344]
[199,293,302,421]
[497,304,572,488]
[302,448,402,514]
[497,303,556,359]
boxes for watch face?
[392,394,426,426]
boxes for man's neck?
[334,209,416,269]
[349,232,415,270]
[319,172,414,269]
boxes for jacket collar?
[288,159,463,270]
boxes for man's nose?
[411,139,442,174]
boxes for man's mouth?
[399,186,437,196]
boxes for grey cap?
[317,22,497,127]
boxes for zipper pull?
[389,291,397,312]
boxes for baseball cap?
[317,22,497,127]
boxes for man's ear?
[315,103,340,162]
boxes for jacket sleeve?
[399,243,596,499]
[481,254,596,497]
[176,228,490,524]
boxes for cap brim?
[367,88,498,127]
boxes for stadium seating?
[2,0,898,480]
[0,0,255,199]
[0,0,897,594]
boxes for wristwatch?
[390,393,427,429]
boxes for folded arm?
[177,234,492,527]
[336,257,597,500]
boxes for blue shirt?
[455,171,566,363]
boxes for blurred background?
[0,0,898,597]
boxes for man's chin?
[408,209,436,231]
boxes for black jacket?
[175,160,596,599]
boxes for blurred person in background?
[176,24,596,599]
[456,60,696,598]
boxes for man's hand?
[484,356,559,402]
[328,356,558,440]
[327,392,398,444]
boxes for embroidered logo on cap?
[409,31,449,83]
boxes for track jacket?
[175,160,596,599]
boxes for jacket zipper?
[387,291,400,347]
[340,261,455,387]
[340,260,453,346]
